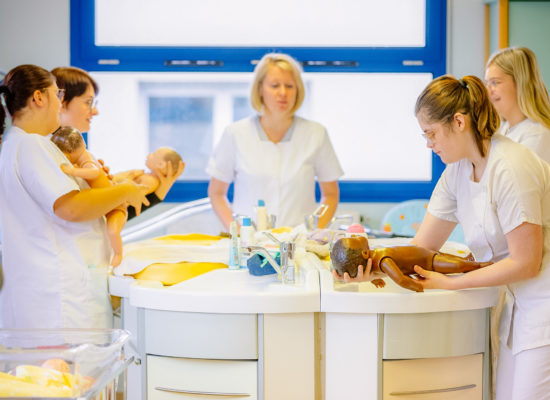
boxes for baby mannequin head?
[330,236,371,278]
[51,126,87,163]
[146,147,183,176]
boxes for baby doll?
[51,126,128,267]
[330,236,492,292]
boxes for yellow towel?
[134,261,227,285]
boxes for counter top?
[109,267,320,314]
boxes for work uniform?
[428,134,550,399]
[0,126,112,329]
[499,118,550,164]
[207,116,343,227]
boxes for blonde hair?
[250,53,305,115]
[415,75,500,157]
[487,47,550,130]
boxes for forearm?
[209,193,233,231]
[54,183,136,222]
[317,181,339,228]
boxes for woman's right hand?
[332,258,375,283]
[124,182,150,217]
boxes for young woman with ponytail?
[0,64,149,330]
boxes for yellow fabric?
[0,367,80,397]
[134,261,228,285]
[152,233,224,246]
[270,226,293,234]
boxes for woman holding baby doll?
[51,66,185,217]
[0,64,149,329]
[336,74,550,399]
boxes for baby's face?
[146,148,170,172]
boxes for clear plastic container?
[0,329,131,399]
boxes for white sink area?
[109,265,320,314]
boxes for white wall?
[0,0,70,72]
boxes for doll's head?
[146,147,183,175]
[51,126,87,163]
[330,236,371,278]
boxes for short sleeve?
[314,128,344,182]
[427,166,459,223]
[206,128,236,183]
[16,136,79,216]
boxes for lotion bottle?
[239,217,255,269]
[228,220,240,270]
[256,199,268,231]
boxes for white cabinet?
[383,354,483,399]
[147,355,257,399]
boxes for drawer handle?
[155,386,251,397]
[390,383,476,396]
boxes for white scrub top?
[0,126,112,329]
[207,116,343,227]
[428,134,550,354]
[499,118,550,164]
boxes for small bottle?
[256,199,268,231]
[240,217,255,269]
[228,221,240,270]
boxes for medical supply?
[256,199,269,231]
[240,217,255,269]
[345,223,368,238]
[228,221,240,270]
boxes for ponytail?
[415,74,500,157]
[0,85,11,137]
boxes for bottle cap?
[258,199,265,207]
[242,217,251,227]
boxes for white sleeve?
[492,159,543,234]
[16,136,79,216]
[517,132,550,165]
[427,166,459,223]
[314,128,344,182]
[205,128,236,183]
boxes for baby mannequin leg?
[432,252,492,274]
[106,207,128,267]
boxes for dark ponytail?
[415,74,500,157]
[0,64,54,138]
[0,85,11,137]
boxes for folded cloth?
[114,234,229,276]
[247,253,280,276]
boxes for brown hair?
[160,147,183,171]
[415,75,500,157]
[0,64,54,137]
[51,66,99,106]
[51,126,85,154]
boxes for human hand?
[154,160,185,200]
[97,159,114,180]
[113,169,145,184]
[333,258,375,283]
[413,265,453,290]
[125,183,150,217]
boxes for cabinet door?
[147,355,257,399]
[383,354,482,400]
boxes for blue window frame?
[70,0,446,203]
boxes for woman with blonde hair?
[485,46,550,163]
[207,53,343,230]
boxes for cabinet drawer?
[383,354,482,400]
[144,309,257,359]
[147,355,257,399]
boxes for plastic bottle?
[228,221,240,270]
[256,199,268,231]
[239,217,255,269]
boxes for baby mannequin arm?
[379,257,423,292]
[61,163,101,180]
[134,174,160,194]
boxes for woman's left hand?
[153,160,185,200]
[413,265,453,290]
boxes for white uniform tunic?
[0,126,112,329]
[427,134,550,355]
[207,116,344,227]
[499,118,550,164]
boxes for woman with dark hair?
[51,66,185,218]
[0,64,149,329]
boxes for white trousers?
[495,341,550,400]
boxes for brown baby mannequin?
[330,236,492,292]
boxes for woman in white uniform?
[0,64,149,329]
[485,47,550,163]
[207,53,343,230]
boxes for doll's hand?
[332,258,375,283]
[413,265,454,290]
[97,159,114,180]
[60,163,75,175]
[153,160,185,200]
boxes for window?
[73,0,446,202]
